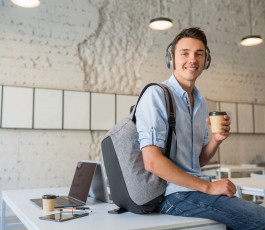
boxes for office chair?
[235,185,263,205]
[250,173,265,201]
[255,155,265,167]
[250,173,265,178]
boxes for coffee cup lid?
[42,194,56,199]
[209,111,227,116]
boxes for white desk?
[219,164,265,178]
[230,177,265,198]
[201,164,220,170]
[1,187,226,230]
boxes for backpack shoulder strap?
[158,83,176,158]
[131,83,176,159]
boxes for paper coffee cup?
[209,111,227,133]
[42,194,56,212]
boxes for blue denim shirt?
[136,75,211,195]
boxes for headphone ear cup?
[165,51,173,69]
[204,47,211,70]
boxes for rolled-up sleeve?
[135,86,168,150]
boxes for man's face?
[173,37,206,84]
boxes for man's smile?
[185,67,198,71]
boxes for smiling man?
[135,27,265,230]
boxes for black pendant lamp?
[149,0,173,30]
[241,0,262,46]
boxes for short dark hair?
[171,27,207,52]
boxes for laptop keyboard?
[56,196,83,206]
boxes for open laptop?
[81,160,112,203]
[30,161,97,209]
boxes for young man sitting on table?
[136,27,265,230]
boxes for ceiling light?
[149,17,173,30]
[11,0,40,8]
[241,35,263,46]
[241,0,263,46]
[149,0,173,31]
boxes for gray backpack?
[101,83,176,214]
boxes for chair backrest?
[235,185,243,199]
[250,173,265,178]
[256,154,265,162]
[255,155,265,166]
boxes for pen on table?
[61,210,92,214]
[61,206,91,209]
[60,207,91,210]
[59,208,92,213]
[76,207,91,210]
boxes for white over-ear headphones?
[165,43,211,70]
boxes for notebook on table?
[30,161,97,209]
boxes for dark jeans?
[156,191,265,230]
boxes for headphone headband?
[166,43,173,52]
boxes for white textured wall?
[1,0,265,215]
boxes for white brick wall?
[0,0,265,215]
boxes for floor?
[1,216,27,230]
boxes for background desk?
[201,164,221,179]
[219,165,265,178]
[1,187,226,230]
[230,177,265,198]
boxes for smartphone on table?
[39,212,88,222]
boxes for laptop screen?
[69,162,96,202]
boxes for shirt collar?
[168,74,186,98]
[167,74,202,101]
[192,85,202,101]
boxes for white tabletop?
[229,177,265,196]
[219,165,265,178]
[201,164,220,170]
[2,187,225,230]
[220,165,264,171]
